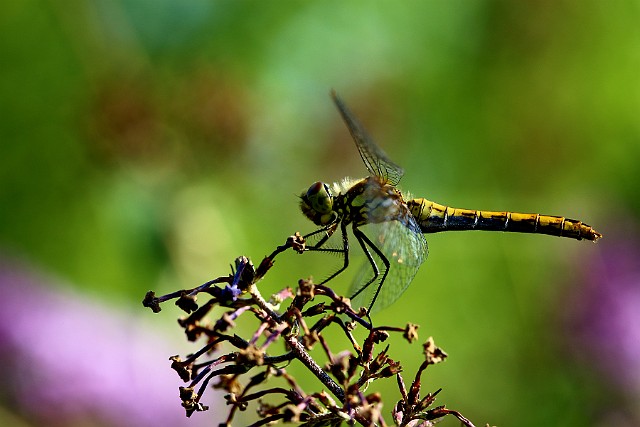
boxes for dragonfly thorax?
[300,181,339,226]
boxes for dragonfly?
[299,91,602,314]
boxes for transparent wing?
[331,91,404,186]
[349,214,428,314]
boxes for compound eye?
[305,181,333,214]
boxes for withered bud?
[297,278,316,299]
[183,323,205,342]
[369,346,390,373]
[365,392,382,404]
[179,386,197,402]
[302,331,319,349]
[403,323,419,343]
[357,400,383,425]
[214,374,243,395]
[283,403,304,422]
[423,337,448,365]
[392,401,405,426]
[356,306,368,317]
[176,292,198,313]
[233,256,255,291]
[316,390,335,407]
[371,329,390,344]
[270,287,293,306]
[257,401,279,417]
[417,388,442,412]
[302,302,326,317]
[362,335,376,363]
[183,402,209,417]
[347,389,363,407]
[289,232,306,254]
[347,354,360,379]
[214,312,236,332]
[332,296,351,313]
[225,393,248,411]
[237,345,265,366]
[378,359,402,378]
[248,368,271,386]
[327,351,354,383]
[180,386,208,416]
[169,355,192,382]
[142,291,161,313]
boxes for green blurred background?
[2,1,639,426]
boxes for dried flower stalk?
[143,233,476,426]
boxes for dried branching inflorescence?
[143,233,475,426]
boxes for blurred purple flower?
[563,227,640,394]
[0,256,216,427]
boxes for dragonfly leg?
[349,228,390,313]
[349,229,379,298]
[303,223,338,248]
[307,221,350,285]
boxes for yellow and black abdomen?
[406,198,602,241]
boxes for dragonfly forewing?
[331,91,404,186]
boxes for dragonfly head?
[300,181,338,226]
